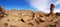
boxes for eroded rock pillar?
[49,4,55,17]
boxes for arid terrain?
[0,4,60,27]
[0,10,60,27]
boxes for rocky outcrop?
[49,4,55,17]
[0,7,7,18]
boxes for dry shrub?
[28,23,34,26]
[47,24,56,27]
[7,19,10,21]
[3,23,8,26]
[56,13,60,16]
[35,18,40,24]
[10,25,17,27]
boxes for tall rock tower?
[49,4,55,17]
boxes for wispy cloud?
[29,0,51,13]
[54,0,60,5]
[54,0,60,13]
[29,0,60,13]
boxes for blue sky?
[0,0,60,13]
[0,0,36,10]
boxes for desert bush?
[28,23,34,26]
[3,23,8,26]
[56,13,60,16]
[47,24,56,27]
[10,25,17,27]
[7,19,10,21]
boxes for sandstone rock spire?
[49,3,55,17]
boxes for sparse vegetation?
[47,24,56,27]
[7,19,10,21]
[12,19,14,21]
[10,25,17,27]
[35,18,40,24]
[18,19,21,22]
[3,23,8,26]
[56,13,60,16]
[28,23,34,26]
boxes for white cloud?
[54,0,60,13]
[29,0,51,13]
[29,0,60,13]
[54,0,60,5]
[54,8,60,13]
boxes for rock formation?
[0,7,5,18]
[49,4,55,17]
[0,7,7,18]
